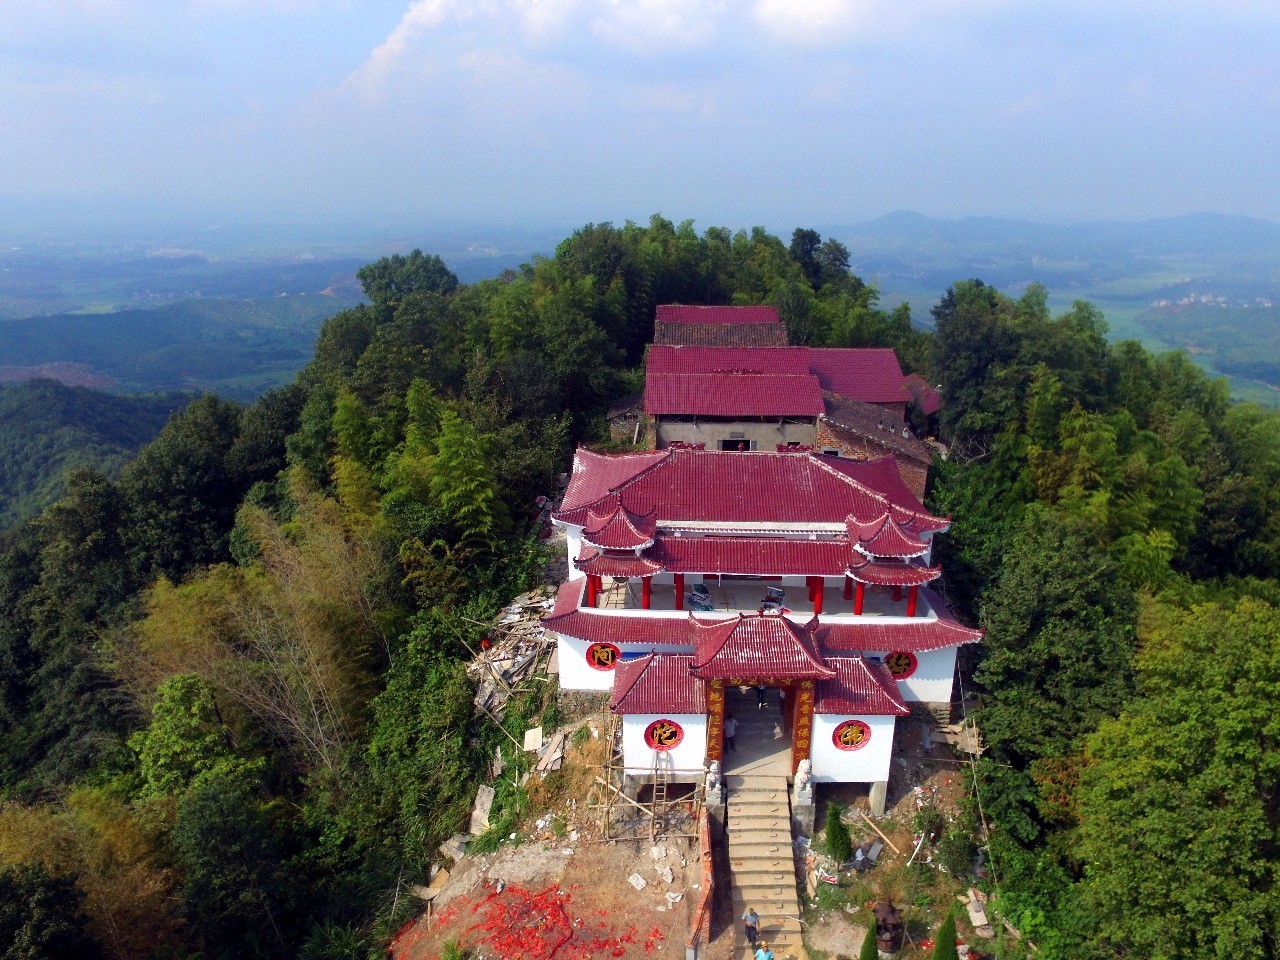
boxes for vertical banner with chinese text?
[791,680,815,773]
[706,680,724,763]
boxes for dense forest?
[0,216,1276,960]
[0,380,190,527]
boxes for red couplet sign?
[644,719,684,751]
[882,651,918,680]
[832,719,872,751]
[585,642,621,670]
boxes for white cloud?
[589,0,726,54]
[753,0,874,43]
[340,0,468,97]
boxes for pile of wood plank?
[467,588,557,718]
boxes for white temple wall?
[563,525,585,581]
[867,646,957,703]
[621,714,707,776]
[555,635,696,692]
[810,715,896,783]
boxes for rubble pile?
[467,587,557,717]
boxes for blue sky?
[3,0,1279,231]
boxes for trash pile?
[467,587,558,718]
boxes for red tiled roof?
[808,348,906,404]
[815,658,911,715]
[652,535,852,576]
[849,559,942,587]
[647,345,811,376]
[655,323,789,348]
[815,593,983,653]
[545,590,981,654]
[574,548,664,578]
[583,499,656,549]
[645,373,825,417]
[609,654,705,714]
[554,448,944,529]
[655,305,781,325]
[558,449,667,517]
[690,614,835,679]
[850,513,930,558]
[902,373,942,416]
[543,608,696,646]
[818,456,948,530]
[547,578,588,620]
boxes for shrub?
[825,803,853,863]
[934,910,958,960]
[858,923,878,960]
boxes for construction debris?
[523,726,544,753]
[440,834,470,864]
[468,587,558,719]
[469,784,496,835]
[963,888,995,939]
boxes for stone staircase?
[726,777,805,959]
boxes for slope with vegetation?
[0,379,190,528]
[0,217,1276,960]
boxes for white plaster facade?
[809,714,897,783]
[620,713,708,776]
[868,646,958,704]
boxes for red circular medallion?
[832,719,872,751]
[585,642,621,671]
[644,719,684,751]
[883,651,918,680]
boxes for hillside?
[0,295,360,401]
[0,379,189,527]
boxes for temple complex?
[548,441,980,812]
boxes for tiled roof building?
[548,442,981,798]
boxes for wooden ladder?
[650,753,670,842]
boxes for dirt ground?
[392,835,699,960]
[392,702,988,960]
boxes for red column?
[813,578,824,616]
[586,575,597,607]
[843,575,853,600]
[673,574,685,609]
[854,582,865,615]
[642,577,652,610]
[907,585,918,617]
[892,585,903,602]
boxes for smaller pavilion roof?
[849,559,942,587]
[902,373,942,416]
[609,654,705,714]
[815,657,911,716]
[574,548,664,578]
[849,513,931,558]
[690,614,835,680]
[582,498,656,550]
[815,591,983,652]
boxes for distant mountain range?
[826,211,1280,257]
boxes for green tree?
[0,862,101,960]
[1071,598,1280,960]
[933,910,958,960]
[172,768,291,960]
[825,802,852,863]
[357,250,458,305]
[858,923,878,960]
[976,506,1138,764]
[129,674,240,797]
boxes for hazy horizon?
[5,1,1279,233]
